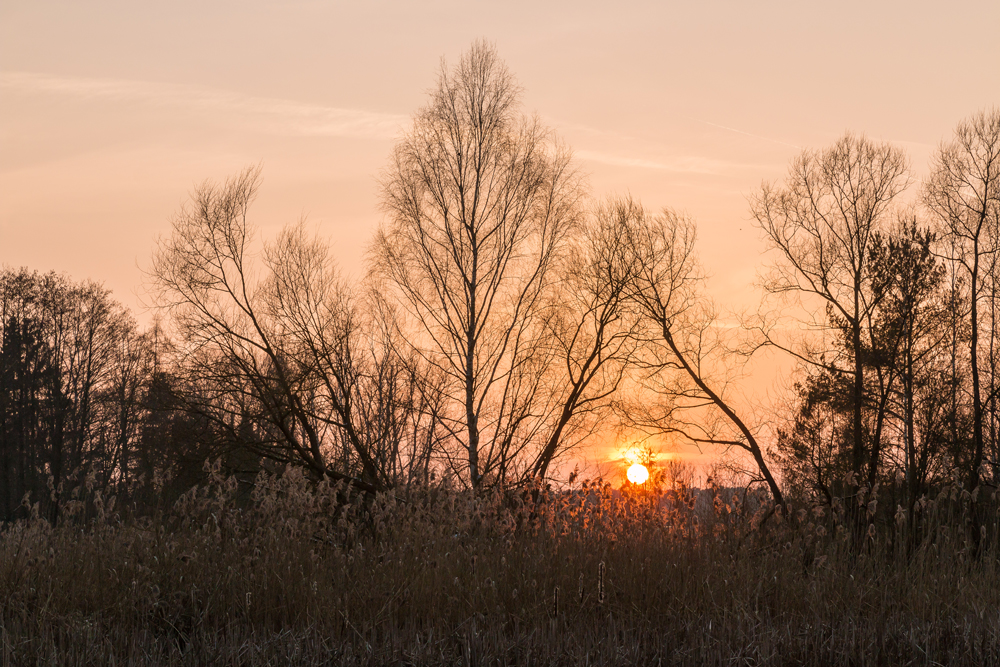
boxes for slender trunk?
[990,267,998,485]
[867,373,891,490]
[118,378,133,497]
[852,315,865,478]
[0,325,11,520]
[848,278,869,548]
[76,337,95,475]
[466,348,480,487]
[950,251,960,452]
[466,242,481,488]
[534,401,576,480]
[904,341,916,505]
[970,247,984,491]
[50,375,65,523]
[534,337,606,480]
[0,379,10,521]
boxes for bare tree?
[149,167,405,491]
[530,198,643,479]
[750,134,910,489]
[924,108,1000,492]
[373,42,583,488]
[618,204,785,506]
[263,222,441,488]
[260,220,384,484]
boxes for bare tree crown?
[373,42,584,488]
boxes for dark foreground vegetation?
[4,469,1000,666]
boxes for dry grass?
[3,469,1000,666]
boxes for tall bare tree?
[924,108,1000,492]
[750,134,910,489]
[373,42,583,488]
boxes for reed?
[2,468,999,665]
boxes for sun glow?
[626,463,649,485]
[621,447,644,465]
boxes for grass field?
[3,469,1000,666]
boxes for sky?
[2,0,998,471]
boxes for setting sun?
[626,463,649,485]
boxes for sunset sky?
[3,1,996,304]
[2,2,998,470]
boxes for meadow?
[3,467,1000,666]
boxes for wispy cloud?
[0,71,408,140]
[698,119,801,150]
[575,149,764,175]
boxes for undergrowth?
[2,466,1000,665]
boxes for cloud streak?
[698,119,802,150]
[575,149,768,175]
[0,71,408,140]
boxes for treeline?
[0,270,148,521]
[1,42,997,524]
[0,269,235,521]
[759,121,1000,525]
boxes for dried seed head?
[598,561,606,605]
[895,505,906,527]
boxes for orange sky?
[2,1,998,474]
